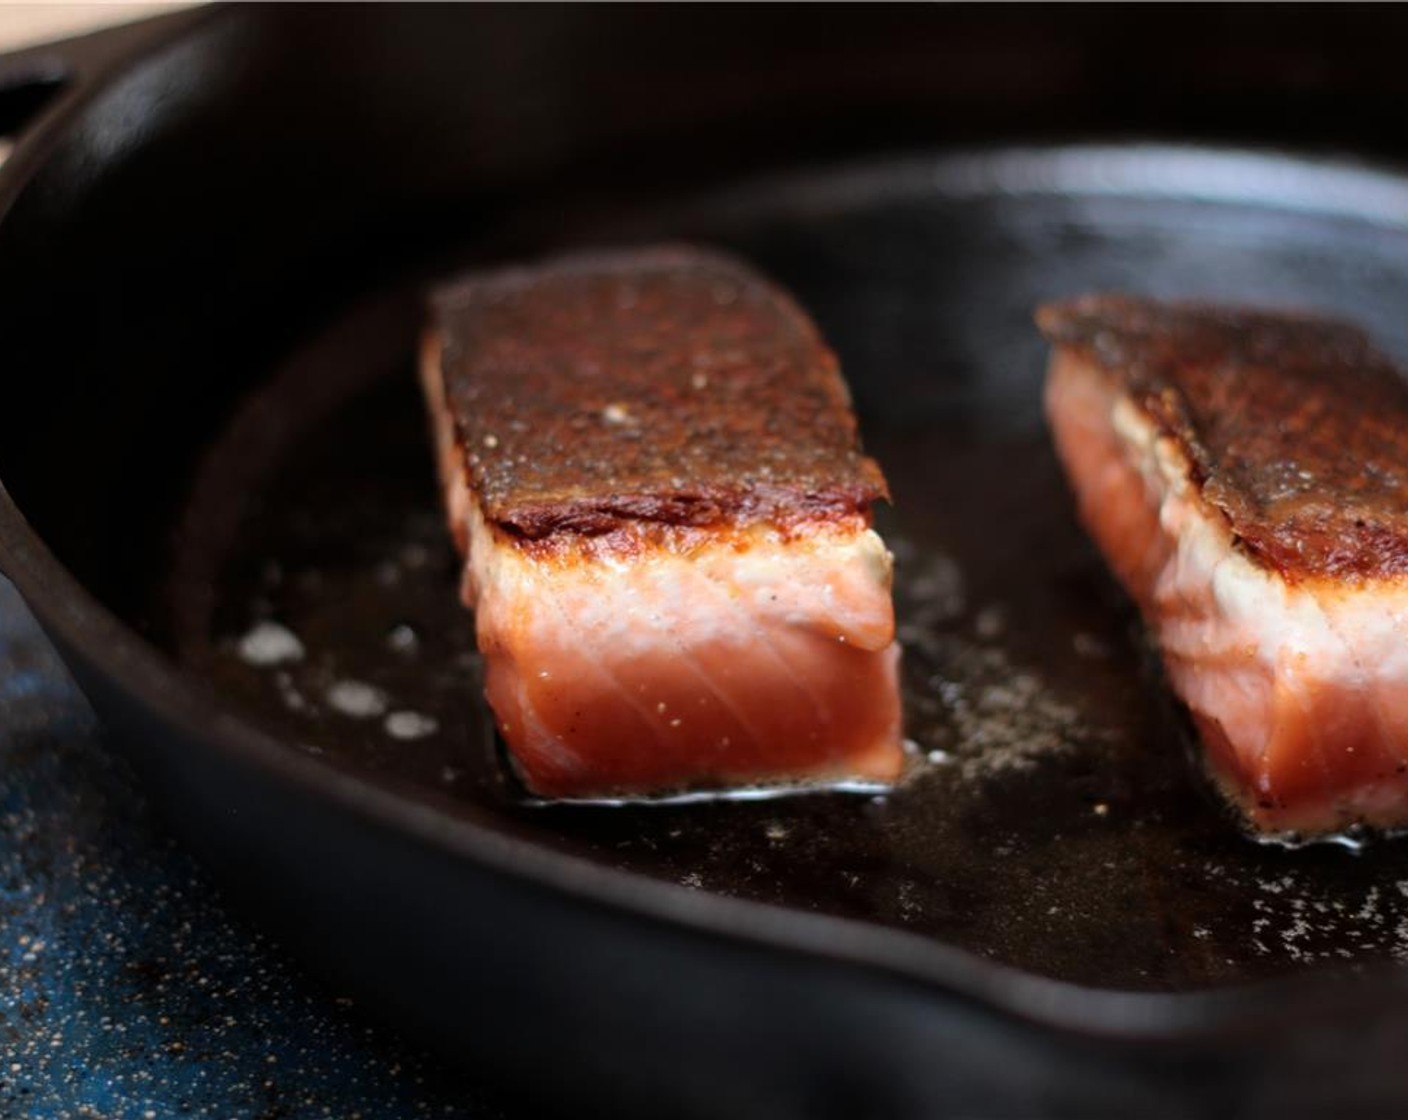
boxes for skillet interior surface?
[144,148,1408,993]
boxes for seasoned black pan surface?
[168,150,1408,992]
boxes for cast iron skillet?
[8,7,1408,1117]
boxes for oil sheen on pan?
[166,152,1408,992]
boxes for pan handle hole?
[0,70,68,148]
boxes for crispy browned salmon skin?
[1040,294,1408,837]
[424,246,903,799]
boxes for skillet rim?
[4,4,1408,1046]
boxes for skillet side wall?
[4,5,1408,1115]
[53,630,1405,1120]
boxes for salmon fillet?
[423,246,903,799]
[1040,294,1408,837]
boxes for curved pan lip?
[7,8,1408,1046]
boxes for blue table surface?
[0,577,507,1119]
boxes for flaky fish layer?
[1043,298,1408,836]
[424,247,904,798]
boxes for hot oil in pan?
[170,175,1408,992]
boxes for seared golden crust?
[431,245,887,539]
[1038,294,1408,582]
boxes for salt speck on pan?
[908,640,1085,783]
[385,711,439,740]
[273,671,309,713]
[237,621,304,666]
[386,624,419,655]
[325,680,388,719]
[1073,632,1112,659]
[974,605,1005,640]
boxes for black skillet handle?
[0,35,71,157]
[0,9,211,157]
[0,33,78,585]
[0,59,65,142]
[0,9,211,584]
